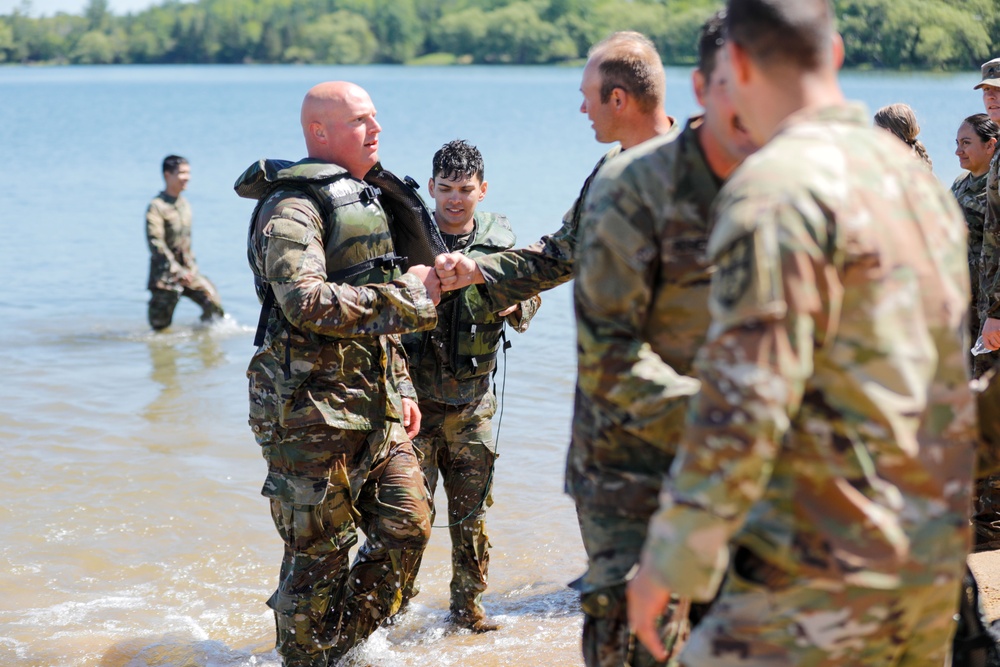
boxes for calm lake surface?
[0,64,984,667]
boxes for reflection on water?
[145,325,227,424]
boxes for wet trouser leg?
[576,511,694,667]
[148,288,180,330]
[181,273,225,321]
[262,424,431,667]
[407,396,496,623]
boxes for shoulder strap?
[250,181,381,347]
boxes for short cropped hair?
[724,0,833,71]
[965,112,1000,145]
[432,140,484,183]
[697,10,728,81]
[588,31,665,114]
[162,155,188,175]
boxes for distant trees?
[0,0,997,68]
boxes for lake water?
[0,64,986,667]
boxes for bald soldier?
[234,82,441,667]
[628,1,977,665]
[435,31,674,306]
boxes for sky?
[0,0,160,15]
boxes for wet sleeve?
[389,334,417,401]
[474,214,577,309]
[573,171,700,446]
[505,295,541,333]
[980,161,1000,317]
[145,201,180,275]
[263,197,437,337]
[640,196,825,600]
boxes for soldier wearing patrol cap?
[969,56,1000,553]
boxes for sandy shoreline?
[970,551,1000,622]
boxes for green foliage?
[0,0,995,68]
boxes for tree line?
[0,0,996,70]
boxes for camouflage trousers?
[975,367,1000,551]
[147,275,224,330]
[677,547,964,666]
[258,422,432,667]
[406,394,496,623]
[574,509,703,667]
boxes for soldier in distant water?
[401,139,540,632]
[145,154,225,330]
[627,1,977,664]
[234,81,441,667]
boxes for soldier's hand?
[435,253,484,291]
[406,265,441,305]
[498,304,520,317]
[626,563,672,662]
[402,397,422,439]
[984,317,1000,351]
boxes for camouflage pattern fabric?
[246,184,437,431]
[953,170,996,377]
[243,161,438,666]
[572,116,719,666]
[145,191,223,328]
[978,151,1000,321]
[473,147,623,310]
[642,104,977,664]
[258,423,430,667]
[404,212,540,406]
[576,512,704,667]
[401,211,538,626]
[407,395,497,623]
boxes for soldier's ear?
[479,180,488,200]
[427,177,435,194]
[692,69,707,108]
[310,121,326,143]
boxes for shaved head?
[300,81,382,178]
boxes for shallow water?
[0,64,982,666]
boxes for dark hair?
[432,140,484,182]
[162,154,188,174]
[589,31,665,114]
[964,112,1000,144]
[725,0,833,71]
[698,10,728,80]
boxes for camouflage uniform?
[145,191,224,330]
[642,104,977,666]
[573,117,730,667]
[236,158,438,667]
[955,169,993,376]
[401,211,540,626]
[472,147,621,309]
[970,152,1000,551]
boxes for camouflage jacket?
[239,158,437,433]
[404,211,540,406]
[642,104,976,601]
[146,191,198,291]
[473,146,624,310]
[953,170,988,296]
[569,116,713,520]
[979,152,1000,317]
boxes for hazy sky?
[0,0,160,15]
